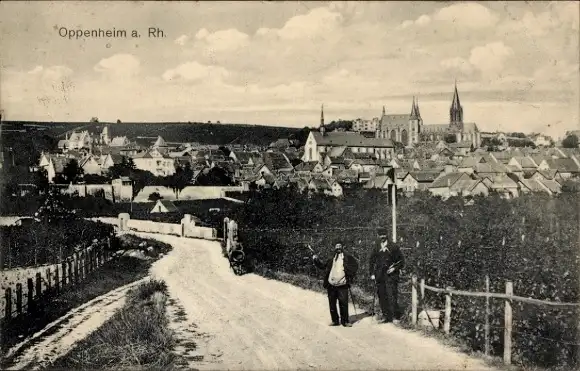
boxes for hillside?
[1,121,305,147]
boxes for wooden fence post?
[15,283,22,315]
[61,260,67,286]
[5,287,12,319]
[420,278,425,302]
[74,253,79,283]
[484,275,490,356]
[67,258,73,284]
[35,273,42,299]
[80,250,86,280]
[444,288,452,334]
[55,266,60,293]
[27,278,34,313]
[411,275,418,326]
[504,281,513,365]
[46,268,52,291]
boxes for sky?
[0,1,578,138]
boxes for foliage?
[195,166,235,186]
[562,134,579,149]
[444,134,457,143]
[168,162,194,192]
[55,158,83,184]
[148,192,163,201]
[0,191,115,267]
[509,132,527,138]
[326,120,354,132]
[83,173,110,184]
[230,190,579,369]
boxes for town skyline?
[0,1,578,137]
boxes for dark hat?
[377,228,389,238]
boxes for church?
[375,83,481,148]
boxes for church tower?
[450,81,464,131]
[408,97,422,146]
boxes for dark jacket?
[314,253,359,289]
[369,242,405,282]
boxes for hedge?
[230,189,579,369]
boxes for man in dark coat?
[311,242,359,327]
[369,229,405,323]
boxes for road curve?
[145,233,495,371]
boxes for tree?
[148,192,163,201]
[116,119,122,123]
[219,146,231,157]
[90,117,99,123]
[562,134,579,148]
[169,162,194,193]
[60,159,83,183]
[32,168,49,194]
[444,134,457,144]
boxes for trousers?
[377,277,401,321]
[327,285,349,325]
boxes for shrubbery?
[231,189,579,369]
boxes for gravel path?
[146,233,496,371]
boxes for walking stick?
[348,286,358,316]
[371,280,377,316]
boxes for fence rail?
[1,242,115,324]
[410,275,580,366]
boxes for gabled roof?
[263,152,293,171]
[490,176,519,189]
[312,131,394,148]
[153,136,167,147]
[295,161,320,172]
[429,172,471,188]
[309,178,331,190]
[328,146,348,158]
[363,175,390,189]
[537,179,562,193]
[546,158,580,172]
[449,141,472,149]
[410,171,441,182]
[520,179,550,193]
[450,179,483,192]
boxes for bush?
[231,190,580,369]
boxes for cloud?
[468,42,514,75]
[94,54,140,78]
[174,34,188,46]
[401,14,431,29]
[440,57,474,75]
[195,28,250,52]
[434,3,498,28]
[257,7,343,40]
[162,61,229,83]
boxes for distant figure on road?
[369,229,405,324]
[311,242,359,327]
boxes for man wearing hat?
[369,229,405,323]
[311,242,359,327]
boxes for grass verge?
[47,279,181,370]
[0,235,172,358]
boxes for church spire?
[415,97,421,118]
[382,105,386,116]
[410,96,418,119]
[319,104,326,136]
[450,80,463,129]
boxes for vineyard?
[231,190,580,369]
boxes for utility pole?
[392,182,397,243]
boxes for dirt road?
[146,233,495,370]
[4,278,149,370]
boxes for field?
[231,190,580,369]
[1,121,304,147]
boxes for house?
[541,158,580,178]
[79,155,102,175]
[489,176,520,198]
[448,141,472,156]
[410,170,441,191]
[294,161,323,174]
[450,179,489,197]
[428,172,474,198]
[109,136,131,147]
[59,131,92,150]
[400,173,419,193]
[131,150,176,177]
[262,152,293,173]
[152,136,168,149]
[531,134,552,147]
[302,131,394,163]
[519,178,554,195]
[150,200,180,213]
[363,175,392,191]
[308,178,343,197]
